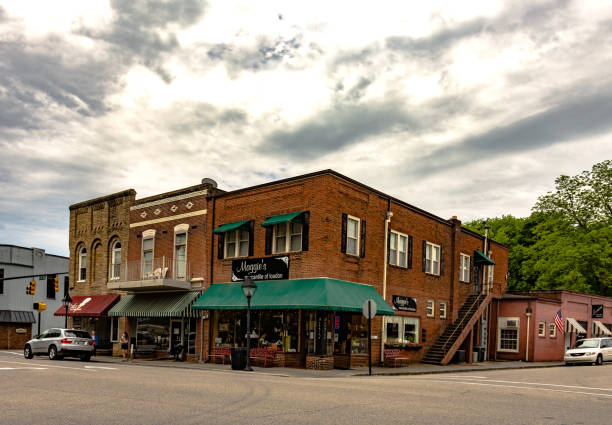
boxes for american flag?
[554,310,565,335]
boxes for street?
[0,351,610,425]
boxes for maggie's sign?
[232,256,289,281]
[392,295,417,312]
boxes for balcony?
[107,257,191,292]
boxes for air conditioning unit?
[506,319,518,328]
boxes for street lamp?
[241,276,257,371]
[62,292,72,328]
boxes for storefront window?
[137,317,169,350]
[385,316,420,345]
[351,315,368,354]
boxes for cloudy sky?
[1,0,611,256]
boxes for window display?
[137,317,169,350]
[385,316,420,345]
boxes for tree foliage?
[465,160,611,296]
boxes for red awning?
[54,294,120,317]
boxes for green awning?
[192,277,394,315]
[474,250,496,266]
[109,291,201,318]
[213,220,250,234]
[261,211,305,227]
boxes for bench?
[384,349,411,367]
[134,344,157,358]
[208,346,231,364]
[249,348,277,367]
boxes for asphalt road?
[1,351,610,425]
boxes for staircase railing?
[441,294,484,353]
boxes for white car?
[564,337,612,366]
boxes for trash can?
[454,349,466,363]
[231,347,247,370]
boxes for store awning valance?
[0,310,36,324]
[593,320,612,336]
[566,317,587,334]
[192,277,394,315]
[213,220,250,234]
[474,250,495,266]
[261,211,305,227]
[109,291,201,318]
[54,294,120,317]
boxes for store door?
[170,320,183,350]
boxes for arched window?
[78,247,87,282]
[110,240,122,280]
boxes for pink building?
[494,291,612,362]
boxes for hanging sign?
[592,305,603,318]
[231,256,289,281]
[392,295,417,312]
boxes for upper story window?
[389,230,410,268]
[439,301,447,319]
[487,264,495,284]
[142,230,155,275]
[78,247,87,282]
[0,268,4,295]
[226,228,249,258]
[426,299,435,318]
[273,221,302,254]
[263,212,309,255]
[341,213,365,257]
[110,241,121,280]
[424,241,441,275]
[460,253,470,282]
[175,231,187,279]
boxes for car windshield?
[65,330,91,339]
[573,339,599,349]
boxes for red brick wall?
[0,324,32,349]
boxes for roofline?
[69,189,136,210]
[460,227,509,249]
[510,290,612,301]
[0,244,69,259]
[134,183,225,205]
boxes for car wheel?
[80,354,91,362]
[24,345,33,359]
[595,354,603,366]
[48,345,58,360]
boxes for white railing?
[112,257,190,282]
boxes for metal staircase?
[421,293,493,365]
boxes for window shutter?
[341,213,347,253]
[422,240,427,272]
[265,226,273,255]
[359,219,366,258]
[408,236,413,269]
[301,211,310,252]
[217,233,225,260]
[248,221,254,257]
[439,246,444,275]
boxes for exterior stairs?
[421,293,493,365]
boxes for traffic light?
[33,302,47,312]
[30,279,36,295]
[54,276,59,292]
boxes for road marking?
[0,360,97,371]
[410,378,612,398]
[0,367,47,370]
[440,377,612,392]
[4,351,23,356]
[84,366,117,370]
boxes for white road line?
[84,366,117,370]
[0,360,97,371]
[3,351,23,356]
[0,367,47,370]
[410,378,612,398]
[440,377,612,392]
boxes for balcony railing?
[110,257,191,282]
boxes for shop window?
[78,247,87,282]
[385,316,419,344]
[273,221,302,254]
[538,322,546,337]
[498,317,520,352]
[549,322,556,338]
[426,299,434,318]
[110,240,121,280]
[389,230,409,268]
[439,301,447,319]
[460,253,470,282]
[225,229,249,258]
[424,241,441,275]
[136,317,169,351]
[110,317,119,342]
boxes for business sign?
[231,256,289,281]
[592,304,604,318]
[392,295,417,312]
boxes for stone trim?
[130,189,207,211]
[130,210,207,228]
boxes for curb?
[352,363,565,377]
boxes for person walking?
[120,331,130,361]
[91,330,98,357]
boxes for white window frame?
[425,242,440,275]
[345,215,360,256]
[109,240,121,280]
[142,229,156,275]
[174,224,189,280]
[538,322,546,337]
[426,299,435,318]
[497,317,520,353]
[460,253,470,282]
[549,322,557,338]
[389,230,408,268]
[384,316,420,344]
[224,229,249,259]
[273,221,303,254]
[78,247,87,282]
[439,301,448,319]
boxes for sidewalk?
[91,354,565,378]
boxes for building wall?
[532,300,565,361]
[0,323,32,350]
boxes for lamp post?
[241,276,257,371]
[62,292,72,328]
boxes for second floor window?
[487,264,495,284]
[389,230,408,267]
[175,233,186,279]
[143,238,154,274]
[274,222,302,254]
[78,247,87,281]
[346,216,360,256]
[110,241,121,280]
[460,253,470,282]
[226,229,249,258]
[424,242,440,275]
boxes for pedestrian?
[91,330,98,357]
[120,331,130,361]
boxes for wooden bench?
[207,346,231,364]
[384,349,411,367]
[249,348,277,367]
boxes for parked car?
[24,328,94,361]
[564,337,612,366]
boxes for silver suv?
[24,328,94,361]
